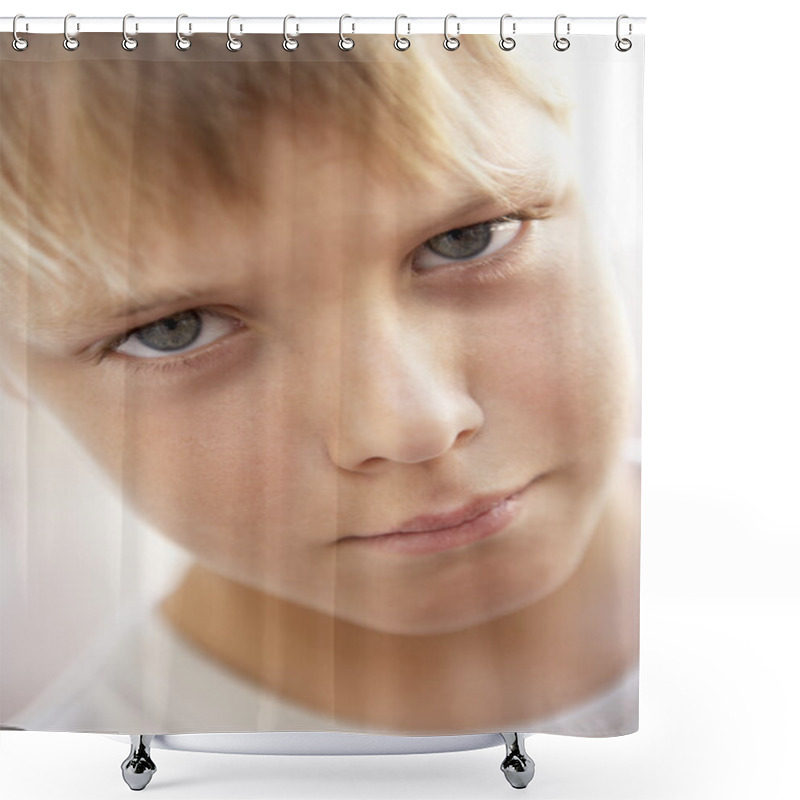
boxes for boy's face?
[2,83,633,635]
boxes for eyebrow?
[106,285,215,321]
[401,172,560,245]
[22,279,240,351]
[451,184,554,221]
[27,168,564,345]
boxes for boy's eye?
[113,309,238,359]
[414,217,524,270]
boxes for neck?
[159,467,639,733]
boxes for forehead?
[114,98,569,281]
[158,93,565,226]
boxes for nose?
[325,315,484,472]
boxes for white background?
[1,1,798,799]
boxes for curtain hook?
[499,14,516,51]
[122,14,138,51]
[63,13,80,51]
[12,14,29,51]
[283,15,299,51]
[443,14,460,51]
[615,15,632,51]
[553,14,570,51]
[394,14,410,50]
[227,15,243,51]
[339,14,355,51]
[175,13,191,50]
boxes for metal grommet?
[227,15,243,51]
[175,13,191,50]
[443,14,460,51]
[283,15,299,51]
[499,13,516,51]
[338,14,355,50]
[394,14,410,50]
[615,14,632,51]
[121,14,138,51]
[12,14,29,51]
[63,13,79,51]
[553,14,570,51]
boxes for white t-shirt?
[6,599,638,738]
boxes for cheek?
[21,351,323,588]
[107,366,367,609]
[115,379,307,552]
[466,259,633,467]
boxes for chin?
[330,575,564,637]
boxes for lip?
[339,477,539,556]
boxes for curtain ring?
[615,15,632,51]
[175,13,191,50]
[121,14,138,51]
[394,14,410,50]
[443,14,460,51]
[12,14,29,51]
[227,15,243,51]
[283,15,299,51]
[63,13,79,51]
[553,14,570,51]
[339,14,355,50]
[499,14,516,51]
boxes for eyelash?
[90,209,547,373]
[89,309,242,372]
[411,212,544,278]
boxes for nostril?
[356,456,387,471]
[454,425,480,447]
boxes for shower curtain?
[1,16,643,756]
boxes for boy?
[1,32,639,735]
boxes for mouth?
[338,476,540,556]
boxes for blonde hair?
[1,33,571,320]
